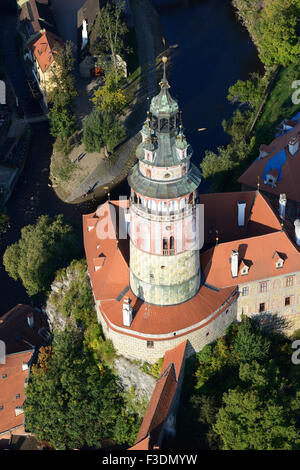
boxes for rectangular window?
[147,341,154,349]
[286,276,294,287]
[285,297,291,306]
[15,394,20,399]
[242,286,249,296]
[259,282,267,293]
[259,303,265,313]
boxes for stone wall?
[237,271,300,334]
[96,300,238,363]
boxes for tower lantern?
[127,57,202,306]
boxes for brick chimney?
[279,193,287,219]
[231,250,239,278]
[289,136,299,156]
[237,201,246,227]
[294,219,300,246]
[122,297,133,327]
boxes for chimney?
[231,250,239,278]
[122,297,133,327]
[237,201,246,227]
[294,219,300,246]
[289,136,299,156]
[279,193,287,219]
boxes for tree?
[83,109,125,156]
[3,215,80,296]
[47,41,77,141]
[90,1,129,73]
[0,211,9,234]
[213,388,300,450]
[227,74,265,109]
[48,41,77,104]
[24,329,139,449]
[91,69,127,115]
[49,101,77,139]
[232,317,271,362]
[258,0,300,66]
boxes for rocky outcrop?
[45,266,79,332]
[114,356,156,402]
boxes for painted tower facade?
[128,57,202,306]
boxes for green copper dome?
[150,57,178,117]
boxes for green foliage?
[48,41,77,140]
[227,73,265,109]
[213,388,300,450]
[0,211,9,234]
[91,69,127,115]
[83,109,125,155]
[89,1,129,72]
[175,317,300,450]
[53,259,96,329]
[258,0,300,67]
[49,101,77,139]
[141,357,164,379]
[24,329,139,449]
[54,135,74,157]
[232,316,271,362]
[3,215,80,296]
[84,322,116,366]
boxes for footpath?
[66,0,164,203]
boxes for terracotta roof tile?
[238,120,300,202]
[30,31,62,73]
[0,351,33,435]
[134,341,187,448]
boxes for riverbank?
[51,0,165,204]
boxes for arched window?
[170,236,175,254]
[146,169,151,178]
[163,238,168,255]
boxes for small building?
[29,30,63,98]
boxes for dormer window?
[273,251,285,269]
[264,171,278,187]
[240,259,250,276]
[241,265,249,276]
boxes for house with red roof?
[238,112,300,219]
[0,350,33,448]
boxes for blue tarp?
[292,111,300,122]
[262,148,287,183]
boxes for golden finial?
[257,176,260,190]
[215,229,219,245]
[162,56,168,64]
[107,192,110,200]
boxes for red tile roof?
[133,341,187,449]
[200,190,282,248]
[238,121,300,202]
[30,31,62,73]
[201,230,300,289]
[0,351,33,436]
[83,201,237,338]
[0,304,50,355]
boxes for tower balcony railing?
[130,200,195,222]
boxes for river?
[0,0,262,315]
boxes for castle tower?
[128,57,202,306]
